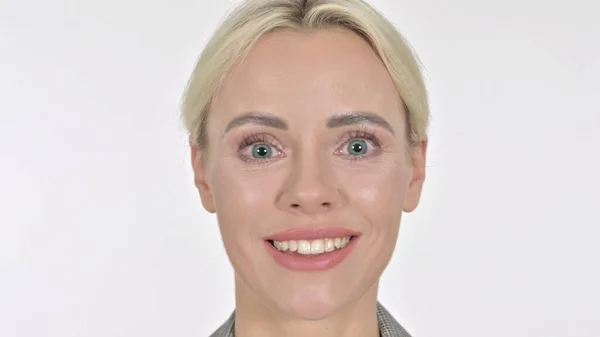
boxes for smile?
[269,236,354,255]
[264,227,360,271]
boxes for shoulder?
[377,302,413,337]
[209,311,235,337]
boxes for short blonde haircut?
[182,0,429,149]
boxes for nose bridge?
[278,147,340,214]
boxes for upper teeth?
[273,237,352,255]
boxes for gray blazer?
[210,302,412,337]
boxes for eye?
[335,129,382,161]
[346,139,369,156]
[339,138,378,158]
[251,143,274,159]
[237,133,283,163]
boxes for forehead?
[211,28,404,127]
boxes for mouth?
[267,236,356,256]
[263,229,360,271]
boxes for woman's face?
[191,28,426,319]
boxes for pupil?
[254,144,270,158]
[349,140,367,155]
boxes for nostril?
[288,202,331,210]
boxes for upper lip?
[264,227,360,241]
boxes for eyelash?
[236,133,281,164]
[237,128,383,163]
[237,133,278,151]
[336,129,382,158]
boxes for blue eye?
[251,143,273,159]
[347,139,368,156]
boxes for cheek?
[214,173,266,207]
[209,160,277,236]
[342,163,409,231]
[349,165,408,204]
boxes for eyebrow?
[326,111,395,135]
[223,111,289,135]
[223,110,394,135]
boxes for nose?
[275,156,343,215]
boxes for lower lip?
[264,237,359,271]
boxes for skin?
[190,28,427,337]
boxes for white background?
[1,0,599,336]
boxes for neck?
[233,274,380,337]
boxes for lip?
[264,227,360,271]
[264,236,359,271]
[264,227,360,241]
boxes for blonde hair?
[182,0,429,149]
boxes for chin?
[281,301,339,321]
[269,286,349,321]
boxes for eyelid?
[235,128,383,164]
[237,132,280,151]
[335,128,382,148]
[334,128,383,161]
[336,138,378,154]
[236,132,285,163]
